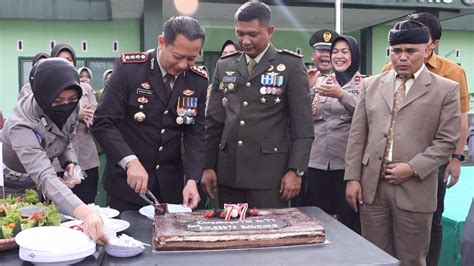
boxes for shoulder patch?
[120,52,148,64]
[278,49,303,58]
[189,65,208,80]
[220,50,242,59]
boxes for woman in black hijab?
[299,35,362,234]
[1,58,106,243]
[220,39,241,56]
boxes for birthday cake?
[152,204,325,251]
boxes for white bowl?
[105,244,145,258]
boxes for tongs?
[140,189,159,206]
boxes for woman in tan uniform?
[300,35,362,233]
[1,58,106,243]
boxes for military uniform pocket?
[260,142,289,154]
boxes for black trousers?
[296,168,361,234]
[58,167,99,204]
[426,164,448,266]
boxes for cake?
[152,204,325,251]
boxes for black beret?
[309,29,339,50]
[389,20,430,46]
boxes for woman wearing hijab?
[1,58,106,243]
[50,44,100,204]
[18,52,49,100]
[300,35,362,233]
[78,66,93,85]
[220,39,241,56]
[96,69,112,102]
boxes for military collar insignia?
[121,52,148,64]
[189,65,208,79]
[183,89,195,96]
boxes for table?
[104,207,399,265]
[439,166,474,266]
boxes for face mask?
[48,102,77,129]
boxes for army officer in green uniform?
[202,1,314,208]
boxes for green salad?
[0,189,61,239]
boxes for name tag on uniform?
[222,76,236,83]
[137,88,154,96]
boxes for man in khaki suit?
[344,20,460,265]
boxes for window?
[17,40,23,51]
[81,40,88,52]
[19,57,115,91]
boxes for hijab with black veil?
[30,58,82,128]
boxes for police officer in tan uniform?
[202,2,314,208]
[50,44,100,204]
[1,58,106,243]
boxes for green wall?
[372,24,473,112]
[0,19,140,117]
[1,19,473,117]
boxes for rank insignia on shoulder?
[120,52,148,64]
[190,65,208,80]
[279,49,303,58]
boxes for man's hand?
[346,180,363,212]
[384,163,414,185]
[308,68,321,89]
[183,179,200,209]
[201,169,218,198]
[126,159,148,195]
[444,159,461,188]
[280,171,301,201]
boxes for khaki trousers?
[360,180,432,266]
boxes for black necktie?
[163,74,174,99]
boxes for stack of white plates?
[15,226,96,264]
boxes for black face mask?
[48,102,77,129]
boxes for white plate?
[139,204,192,220]
[15,226,95,254]
[61,218,130,233]
[138,205,154,220]
[87,204,120,219]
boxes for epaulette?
[278,49,303,58]
[220,50,242,59]
[120,52,148,64]
[190,65,208,79]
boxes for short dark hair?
[407,12,442,41]
[163,16,206,46]
[234,2,272,28]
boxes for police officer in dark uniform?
[93,16,208,212]
[307,29,339,90]
[202,2,314,208]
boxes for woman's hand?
[316,75,344,99]
[73,204,108,245]
[78,104,94,127]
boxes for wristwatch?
[451,153,465,162]
[290,169,305,177]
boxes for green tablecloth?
[440,166,474,266]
